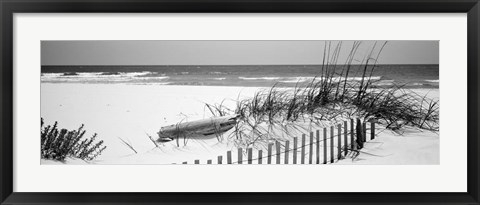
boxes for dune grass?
[206,41,439,149]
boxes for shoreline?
[40,81,439,90]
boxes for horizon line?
[41,63,439,67]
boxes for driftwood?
[157,115,238,140]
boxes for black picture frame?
[1,0,479,204]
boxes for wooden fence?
[180,118,376,165]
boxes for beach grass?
[206,41,439,149]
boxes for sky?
[41,40,439,66]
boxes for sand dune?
[41,83,439,165]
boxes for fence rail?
[179,118,376,165]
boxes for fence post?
[248,148,253,164]
[323,128,327,164]
[316,130,320,164]
[238,148,243,164]
[293,137,298,164]
[194,160,200,164]
[227,151,232,164]
[344,121,348,155]
[351,118,355,151]
[218,156,223,164]
[371,122,375,140]
[363,122,367,142]
[356,118,364,149]
[309,132,314,164]
[330,126,334,163]
[284,140,290,164]
[337,125,342,160]
[207,160,212,164]
[301,134,306,164]
[258,150,263,164]
[276,141,281,164]
[267,143,273,164]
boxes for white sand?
[41,83,262,164]
[337,126,439,165]
[41,83,439,165]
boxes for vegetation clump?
[41,118,107,161]
[206,41,439,149]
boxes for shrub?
[41,118,107,161]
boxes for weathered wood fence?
[181,118,376,165]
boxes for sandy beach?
[41,83,262,163]
[41,83,439,165]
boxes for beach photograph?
[40,40,439,165]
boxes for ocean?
[41,64,439,88]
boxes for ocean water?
[41,64,439,88]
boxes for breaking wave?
[242,76,384,83]
[41,71,168,83]
[239,77,282,80]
